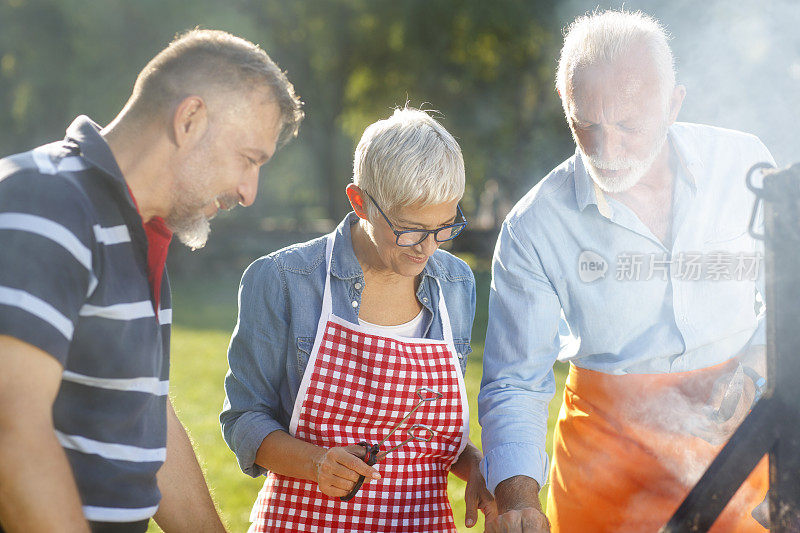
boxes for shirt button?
[354,282,362,290]
[422,297,429,303]
[352,300,358,308]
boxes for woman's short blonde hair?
[353,107,465,218]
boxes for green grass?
[148,270,567,532]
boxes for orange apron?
[546,361,767,532]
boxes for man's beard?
[166,206,211,251]
[165,173,238,251]
[578,126,669,193]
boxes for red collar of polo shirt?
[126,185,173,315]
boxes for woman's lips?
[405,253,426,264]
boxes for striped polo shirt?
[0,116,171,522]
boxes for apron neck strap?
[322,231,456,345]
[320,232,336,320]
[434,277,455,346]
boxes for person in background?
[479,10,773,533]
[0,29,302,533]
[221,107,496,532]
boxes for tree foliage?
[0,0,569,223]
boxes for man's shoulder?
[507,155,578,226]
[0,143,98,231]
[672,122,767,153]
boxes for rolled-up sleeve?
[478,219,562,492]
[221,255,291,477]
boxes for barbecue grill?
[662,162,800,532]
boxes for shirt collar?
[573,123,702,217]
[667,124,702,192]
[329,211,446,282]
[65,116,126,182]
[64,115,145,215]
[573,149,612,218]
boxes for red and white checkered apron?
[249,233,469,532]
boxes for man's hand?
[486,508,551,533]
[484,476,550,533]
[312,444,380,498]
[693,364,758,445]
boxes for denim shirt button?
[354,282,362,290]
[422,297,429,303]
[351,300,359,308]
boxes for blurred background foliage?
[0,0,571,241]
[1,0,798,275]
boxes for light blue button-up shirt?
[221,213,476,477]
[478,122,775,492]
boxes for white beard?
[170,213,211,251]
[578,128,669,193]
[165,170,214,251]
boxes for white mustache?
[586,154,644,171]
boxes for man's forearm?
[154,401,225,533]
[0,419,89,532]
[495,475,543,514]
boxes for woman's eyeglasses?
[363,191,468,247]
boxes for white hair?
[556,10,676,109]
[353,107,465,218]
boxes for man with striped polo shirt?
[0,30,303,532]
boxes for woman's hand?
[450,441,497,528]
[463,457,497,528]
[312,444,381,498]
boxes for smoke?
[555,0,800,167]
[615,373,766,528]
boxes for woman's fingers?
[314,445,382,497]
[337,445,381,480]
[464,483,479,527]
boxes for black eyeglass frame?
[362,191,468,247]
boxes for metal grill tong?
[340,386,443,501]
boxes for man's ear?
[172,96,208,148]
[345,183,369,220]
[667,85,686,125]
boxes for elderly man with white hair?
[222,107,496,532]
[479,10,773,533]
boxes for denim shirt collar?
[573,123,702,219]
[329,212,446,330]
[329,212,448,284]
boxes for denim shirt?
[478,122,775,492]
[221,212,476,477]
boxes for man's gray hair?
[353,107,465,217]
[556,10,676,108]
[130,28,304,146]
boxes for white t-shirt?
[359,309,426,339]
